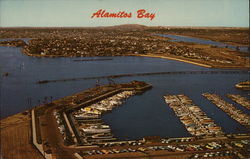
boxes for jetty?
[37,70,249,84]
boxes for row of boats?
[72,91,136,144]
[235,81,250,91]
[202,93,250,128]
[54,111,68,142]
[164,94,224,137]
[73,91,135,118]
[227,94,250,110]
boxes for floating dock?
[164,94,224,137]
[227,94,250,110]
[71,90,136,145]
[235,81,250,91]
[203,93,250,129]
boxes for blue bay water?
[0,45,249,140]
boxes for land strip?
[0,26,249,69]
[147,27,249,46]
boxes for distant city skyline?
[0,0,249,27]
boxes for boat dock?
[71,90,136,145]
[235,81,250,90]
[164,94,224,137]
[203,93,250,129]
[227,94,250,110]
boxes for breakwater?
[37,70,249,84]
[33,81,152,147]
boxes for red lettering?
[127,13,132,18]
[91,9,103,18]
[101,10,106,17]
[91,9,150,19]
[137,9,146,18]
[103,12,109,17]
[119,11,125,17]
[137,9,155,20]
[109,13,117,18]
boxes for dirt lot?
[0,112,44,159]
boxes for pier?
[70,90,136,145]
[203,93,250,129]
[227,94,250,110]
[31,81,152,158]
[235,81,250,90]
[164,94,224,137]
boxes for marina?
[1,30,250,158]
[227,94,250,110]
[32,85,250,159]
[1,42,249,139]
[71,91,136,145]
[36,81,152,147]
[164,95,224,137]
[1,1,250,157]
[202,93,250,129]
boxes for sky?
[0,0,249,27]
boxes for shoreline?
[0,31,249,70]
[21,47,213,68]
[20,49,250,70]
[131,54,250,70]
[165,33,250,47]
[132,54,212,68]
